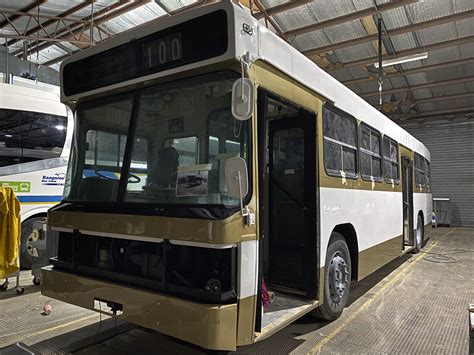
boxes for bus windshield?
[64,72,249,207]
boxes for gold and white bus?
[42,2,432,351]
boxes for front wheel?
[413,215,423,254]
[312,232,351,320]
[20,217,44,269]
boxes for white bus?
[42,2,432,351]
[0,77,72,268]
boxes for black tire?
[0,280,8,291]
[312,232,351,320]
[413,214,423,254]
[20,217,44,269]
[33,276,41,286]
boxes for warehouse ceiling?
[0,0,473,125]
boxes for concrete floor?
[0,227,473,354]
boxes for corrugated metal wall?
[404,122,474,227]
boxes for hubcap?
[328,252,349,303]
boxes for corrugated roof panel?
[433,83,467,96]
[322,20,367,44]
[406,72,428,86]
[456,17,474,37]
[387,76,407,89]
[463,63,474,76]
[330,69,353,82]
[351,0,390,11]
[426,66,465,82]
[37,45,66,64]
[418,102,435,111]
[380,6,410,30]
[261,0,289,7]
[389,32,418,51]
[400,60,423,70]
[413,89,433,99]
[433,98,470,110]
[406,0,454,23]
[293,31,330,51]
[347,66,371,80]
[273,6,317,32]
[305,0,359,22]
[427,47,462,64]
[415,23,458,46]
[453,0,474,12]
[460,42,474,58]
[158,0,200,13]
[334,42,376,63]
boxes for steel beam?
[375,92,474,109]
[303,9,474,56]
[284,0,416,38]
[391,106,474,120]
[7,0,94,48]
[343,57,474,86]
[0,1,47,29]
[254,0,312,20]
[361,75,474,98]
[0,9,88,23]
[329,35,474,70]
[254,0,289,42]
[19,0,138,58]
[0,34,89,44]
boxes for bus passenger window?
[360,124,382,181]
[424,158,431,189]
[414,153,426,189]
[323,107,357,177]
[0,109,67,167]
[382,137,399,183]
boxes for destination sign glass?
[63,11,228,97]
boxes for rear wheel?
[20,217,44,269]
[312,232,351,320]
[413,214,423,254]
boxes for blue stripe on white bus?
[17,195,62,203]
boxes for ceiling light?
[374,52,428,68]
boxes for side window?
[323,106,358,177]
[360,124,382,181]
[382,136,399,183]
[424,158,431,189]
[414,153,426,188]
[85,130,126,167]
[0,109,67,167]
[164,136,198,167]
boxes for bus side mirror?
[225,157,249,199]
[231,78,253,121]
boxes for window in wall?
[323,106,358,177]
[360,124,382,181]
[414,152,426,188]
[382,136,399,183]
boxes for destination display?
[63,11,228,97]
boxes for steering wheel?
[94,170,141,184]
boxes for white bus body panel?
[0,82,71,223]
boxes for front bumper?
[41,266,238,351]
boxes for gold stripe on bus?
[48,210,257,244]
[358,234,403,280]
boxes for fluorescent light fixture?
[55,125,66,131]
[374,52,428,68]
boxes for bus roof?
[0,81,67,117]
[60,1,429,159]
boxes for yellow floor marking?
[24,314,98,340]
[308,228,457,354]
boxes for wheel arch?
[331,223,359,281]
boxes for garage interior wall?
[404,121,474,227]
